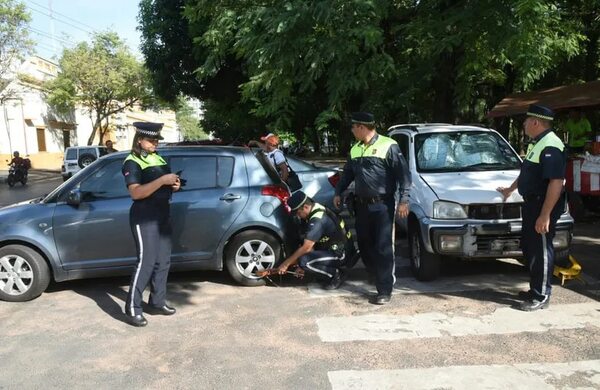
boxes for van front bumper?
[420,216,573,258]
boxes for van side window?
[78,160,130,200]
[65,148,77,160]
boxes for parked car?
[285,155,341,209]
[387,124,574,281]
[0,146,299,302]
[61,146,109,181]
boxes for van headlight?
[433,201,467,219]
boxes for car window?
[415,131,521,172]
[79,160,129,200]
[217,157,234,187]
[170,156,221,190]
[65,148,77,160]
[77,147,98,158]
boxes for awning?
[487,80,600,118]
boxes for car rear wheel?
[78,153,96,168]
[408,222,441,281]
[0,245,50,302]
[224,230,281,286]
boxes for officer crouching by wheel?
[276,191,356,290]
[497,104,566,312]
[122,122,181,327]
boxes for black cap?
[133,122,164,140]
[526,104,554,121]
[287,190,309,211]
[351,112,375,125]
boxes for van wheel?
[224,230,281,286]
[78,153,96,168]
[0,245,50,302]
[408,223,441,281]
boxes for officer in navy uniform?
[497,104,566,311]
[333,112,411,305]
[277,191,356,290]
[122,122,181,327]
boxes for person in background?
[333,112,411,305]
[497,104,566,312]
[564,109,592,154]
[9,151,24,166]
[105,140,118,154]
[249,133,290,183]
[121,122,181,327]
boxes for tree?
[0,0,32,98]
[175,96,207,140]
[46,32,151,145]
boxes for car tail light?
[328,172,340,188]
[261,185,290,204]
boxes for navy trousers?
[298,250,344,281]
[125,219,172,316]
[354,198,396,295]
[521,197,563,301]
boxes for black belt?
[356,194,392,204]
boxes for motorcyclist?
[9,151,24,167]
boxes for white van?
[61,146,109,181]
[388,124,574,281]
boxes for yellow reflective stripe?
[310,204,326,220]
[124,153,167,169]
[525,132,564,163]
[350,135,396,160]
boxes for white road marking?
[328,360,600,390]
[317,302,600,342]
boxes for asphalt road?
[0,170,599,389]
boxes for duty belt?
[356,194,391,205]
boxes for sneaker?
[323,269,346,290]
[519,297,550,311]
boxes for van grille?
[468,203,521,220]
[476,234,521,251]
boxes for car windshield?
[414,131,521,173]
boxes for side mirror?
[66,189,81,207]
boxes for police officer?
[497,104,566,311]
[277,191,356,290]
[333,112,411,305]
[122,122,181,327]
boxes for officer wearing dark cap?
[121,122,181,326]
[333,112,411,305]
[497,104,566,311]
[277,191,356,289]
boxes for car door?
[169,153,248,263]
[52,159,136,270]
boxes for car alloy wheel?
[234,239,277,279]
[0,254,34,296]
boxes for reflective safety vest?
[525,132,564,163]
[124,152,167,170]
[308,203,351,252]
[350,134,396,160]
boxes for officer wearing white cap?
[121,122,181,326]
[276,191,356,289]
[497,104,566,311]
[333,112,411,305]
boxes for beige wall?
[0,152,63,171]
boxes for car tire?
[554,249,570,268]
[224,230,281,286]
[567,191,585,221]
[78,153,96,169]
[0,245,51,302]
[408,222,441,281]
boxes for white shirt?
[267,149,286,168]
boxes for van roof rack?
[387,123,452,132]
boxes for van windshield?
[415,131,521,173]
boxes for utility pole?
[49,0,56,56]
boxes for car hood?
[420,170,522,204]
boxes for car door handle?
[220,193,241,201]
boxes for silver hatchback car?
[0,146,303,302]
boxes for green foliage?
[139,0,597,154]
[175,96,208,140]
[0,0,32,96]
[46,32,152,145]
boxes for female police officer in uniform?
[122,122,180,327]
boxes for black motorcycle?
[7,162,29,187]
